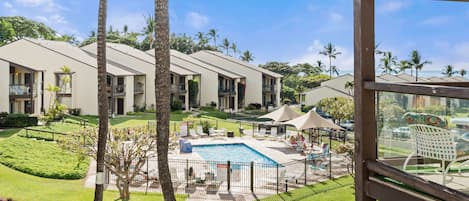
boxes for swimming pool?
[192,143,279,165]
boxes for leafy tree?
[299,74,331,88]
[398,60,411,73]
[292,63,322,75]
[64,127,156,201]
[45,66,70,121]
[0,16,56,41]
[221,38,230,55]
[409,50,431,81]
[460,69,467,77]
[379,51,398,74]
[0,19,15,46]
[154,0,176,200]
[317,97,354,123]
[142,14,155,49]
[259,62,295,76]
[344,81,354,95]
[230,42,238,57]
[169,33,195,54]
[208,28,218,47]
[319,42,342,78]
[55,34,79,45]
[95,0,109,200]
[281,85,296,104]
[240,50,254,62]
[188,80,199,107]
[442,65,458,77]
[315,60,326,72]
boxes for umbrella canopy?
[258,105,301,122]
[283,110,343,130]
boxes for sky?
[1,0,469,73]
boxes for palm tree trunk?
[154,0,176,201]
[95,0,108,201]
[415,69,418,81]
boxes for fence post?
[145,157,149,194]
[186,159,189,188]
[276,164,279,194]
[250,161,254,192]
[304,158,307,185]
[227,161,231,191]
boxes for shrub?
[302,105,315,113]
[170,100,183,111]
[200,107,228,119]
[247,103,262,110]
[282,99,292,105]
[0,136,89,179]
[0,113,38,128]
[200,120,211,133]
[68,108,81,116]
[209,101,217,108]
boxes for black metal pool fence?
[105,157,349,194]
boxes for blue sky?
[1,0,469,72]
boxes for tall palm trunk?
[329,56,332,78]
[415,69,418,81]
[154,0,176,200]
[95,0,108,201]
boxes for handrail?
[366,160,469,201]
[364,81,469,100]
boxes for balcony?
[171,84,186,94]
[262,85,276,93]
[134,85,144,94]
[57,87,72,95]
[218,87,236,96]
[9,84,36,97]
[114,84,125,96]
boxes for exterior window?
[56,73,72,94]
[24,73,32,85]
[24,100,33,114]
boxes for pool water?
[192,143,279,165]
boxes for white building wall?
[0,60,9,113]
[304,87,352,106]
[125,76,134,114]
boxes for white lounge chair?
[196,126,205,137]
[189,129,197,138]
[404,124,469,185]
[170,167,182,188]
[270,127,278,138]
[259,128,268,137]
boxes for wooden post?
[227,161,231,191]
[354,0,377,201]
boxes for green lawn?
[0,164,187,201]
[0,136,89,179]
[259,176,354,201]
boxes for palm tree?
[142,14,155,49]
[208,28,218,47]
[380,51,397,74]
[123,25,128,35]
[195,32,208,49]
[398,60,411,74]
[409,50,431,81]
[315,60,326,72]
[230,42,238,57]
[220,38,230,55]
[319,42,342,78]
[330,65,340,76]
[344,81,354,95]
[442,65,457,77]
[94,0,108,201]
[154,0,176,200]
[460,69,467,77]
[240,50,254,62]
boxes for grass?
[0,136,89,179]
[259,176,354,201]
[0,128,21,140]
[0,164,187,201]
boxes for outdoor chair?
[196,126,206,137]
[270,127,278,138]
[404,124,469,185]
[170,167,182,188]
[189,129,197,138]
[308,143,330,171]
[259,128,268,137]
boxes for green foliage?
[0,113,38,128]
[246,103,262,110]
[200,107,228,119]
[0,136,89,179]
[0,16,56,41]
[200,120,211,134]
[317,97,354,122]
[188,80,199,107]
[0,19,15,46]
[170,33,196,54]
[299,74,331,88]
[171,100,183,111]
[281,85,297,104]
[410,105,446,116]
[259,62,295,76]
[301,105,315,113]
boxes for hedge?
[0,113,38,128]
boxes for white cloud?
[50,14,66,24]
[15,0,51,7]
[35,15,49,23]
[378,1,408,13]
[290,40,354,71]
[421,16,451,26]
[185,12,209,29]
[108,12,146,33]
[329,12,344,23]
[3,1,13,8]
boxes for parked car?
[392,127,410,138]
[340,120,354,131]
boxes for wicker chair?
[403,124,469,185]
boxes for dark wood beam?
[366,178,438,201]
[354,0,377,201]
[409,82,469,87]
[365,82,469,100]
[367,160,469,201]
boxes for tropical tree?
[154,0,176,200]
[293,63,322,75]
[194,31,209,50]
[0,19,16,46]
[169,33,195,54]
[330,65,340,77]
[142,14,155,49]
[230,42,238,57]
[0,16,56,41]
[208,28,218,47]
[220,38,230,55]
[379,51,398,74]
[94,0,108,200]
[344,81,354,95]
[442,65,458,77]
[240,50,254,62]
[317,97,354,124]
[460,69,467,77]
[259,62,294,75]
[315,60,326,72]
[319,42,342,78]
[409,50,431,81]
[398,60,411,74]
[296,85,305,105]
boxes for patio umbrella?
[282,110,343,130]
[258,105,301,122]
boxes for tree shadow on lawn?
[0,128,21,139]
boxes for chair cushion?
[402,112,447,128]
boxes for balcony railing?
[262,85,276,93]
[114,84,125,96]
[57,87,72,95]
[218,87,235,96]
[9,84,36,97]
[134,85,144,94]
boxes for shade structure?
[258,105,301,122]
[283,110,343,130]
